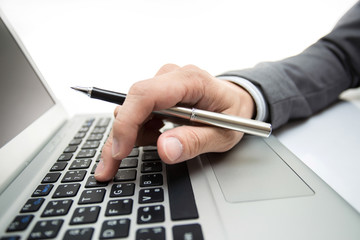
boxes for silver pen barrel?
[155,107,272,138]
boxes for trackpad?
[207,136,313,202]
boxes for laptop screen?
[0,17,55,148]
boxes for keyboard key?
[119,158,138,169]
[41,172,61,183]
[64,145,78,153]
[110,183,135,198]
[167,162,199,220]
[6,215,33,232]
[50,162,67,172]
[85,176,108,188]
[58,153,73,161]
[141,162,162,173]
[28,219,63,239]
[105,199,133,216]
[20,198,45,213]
[100,219,130,239]
[76,149,96,159]
[53,184,80,198]
[41,200,73,217]
[78,189,106,204]
[69,138,82,146]
[137,205,164,224]
[92,126,107,134]
[70,206,100,225]
[63,228,94,240]
[62,170,87,183]
[82,141,100,149]
[78,126,90,133]
[96,118,111,127]
[74,132,86,139]
[83,118,95,127]
[142,151,160,161]
[69,159,92,170]
[140,174,163,187]
[113,170,137,182]
[127,148,139,157]
[87,134,103,142]
[142,146,157,152]
[138,188,164,204]
[136,227,165,240]
[32,184,53,197]
[91,164,97,174]
[173,224,204,240]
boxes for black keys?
[50,162,67,172]
[85,176,108,188]
[74,132,86,139]
[82,141,100,149]
[64,228,94,240]
[78,189,106,204]
[138,188,164,204]
[110,183,135,198]
[28,219,63,239]
[64,145,78,153]
[141,162,162,173]
[128,148,139,157]
[119,158,138,169]
[69,159,92,170]
[41,173,61,183]
[137,205,164,224]
[167,162,199,220]
[76,149,96,159]
[114,170,137,182]
[100,219,130,239]
[32,184,53,197]
[87,134,103,142]
[6,215,33,232]
[70,206,100,225]
[62,170,87,183]
[173,224,204,240]
[41,200,73,217]
[96,118,111,127]
[140,174,163,187]
[92,126,107,134]
[53,183,80,198]
[105,199,133,216]
[142,151,160,161]
[58,153,73,161]
[69,138,82,146]
[20,198,45,213]
[136,227,165,240]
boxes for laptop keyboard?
[2,117,203,240]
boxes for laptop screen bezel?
[0,10,68,194]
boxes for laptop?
[0,10,359,240]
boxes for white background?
[1,0,359,212]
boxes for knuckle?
[158,63,179,75]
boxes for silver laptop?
[0,10,359,240]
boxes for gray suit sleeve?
[219,1,360,129]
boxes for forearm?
[220,1,360,129]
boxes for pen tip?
[70,86,89,94]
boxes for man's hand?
[94,64,255,182]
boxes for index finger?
[111,65,212,160]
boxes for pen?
[71,86,272,137]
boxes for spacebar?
[166,162,199,220]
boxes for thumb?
[157,125,243,164]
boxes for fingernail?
[94,160,104,177]
[163,137,183,162]
[112,137,120,158]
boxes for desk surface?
[1,0,359,212]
